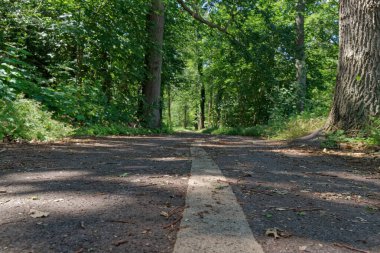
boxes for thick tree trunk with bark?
[326,0,380,131]
[142,0,165,128]
[295,0,307,112]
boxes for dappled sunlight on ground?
[1,170,93,183]
[0,134,193,252]
[0,133,379,252]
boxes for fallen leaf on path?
[112,239,128,246]
[31,196,39,200]
[273,189,289,195]
[163,217,183,229]
[215,185,228,190]
[29,209,50,218]
[265,227,292,239]
[264,213,273,219]
[365,206,379,213]
[119,173,129,177]
[160,211,169,218]
[297,211,306,216]
[141,229,151,234]
[299,245,308,251]
[353,217,368,223]
[196,210,209,219]
[265,228,280,239]
[0,200,10,204]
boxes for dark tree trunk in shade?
[196,30,205,129]
[198,62,205,129]
[76,44,83,86]
[101,51,112,103]
[142,0,165,128]
[295,0,307,112]
[167,84,172,127]
[326,0,380,131]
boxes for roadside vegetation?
[0,1,378,149]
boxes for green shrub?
[272,115,326,140]
[201,113,325,140]
[0,97,72,141]
[368,117,380,146]
[201,126,266,137]
[322,118,380,148]
[75,123,172,136]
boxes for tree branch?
[177,0,254,61]
[176,0,228,33]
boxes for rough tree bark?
[142,0,165,128]
[326,0,380,131]
[295,0,307,112]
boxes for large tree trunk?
[142,0,165,128]
[295,0,307,112]
[326,0,380,131]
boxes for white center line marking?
[173,146,264,253]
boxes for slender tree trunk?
[208,90,213,127]
[167,84,172,127]
[295,0,307,112]
[101,51,112,103]
[195,31,206,130]
[326,0,380,131]
[199,62,205,129]
[215,88,223,126]
[76,43,83,86]
[142,0,165,128]
[184,105,188,128]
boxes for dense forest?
[0,0,379,145]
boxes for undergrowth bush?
[201,126,266,137]
[75,123,172,136]
[323,118,380,148]
[271,115,326,140]
[0,97,72,141]
[368,117,380,146]
[202,114,325,140]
